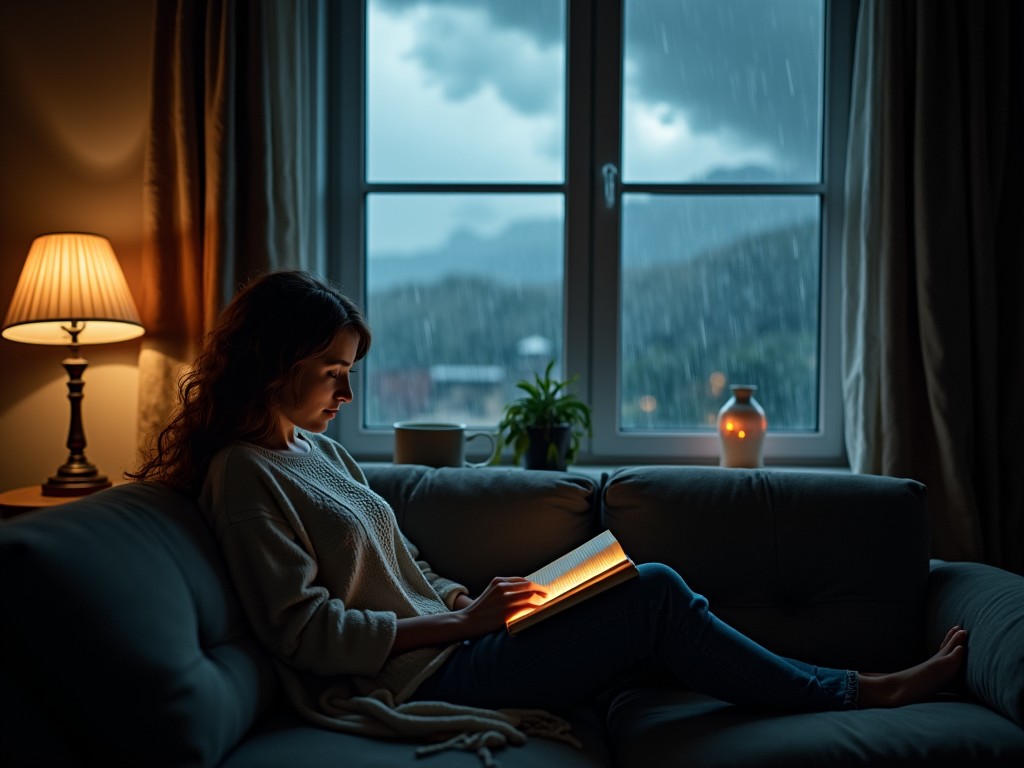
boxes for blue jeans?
[412,563,857,712]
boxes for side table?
[0,485,101,520]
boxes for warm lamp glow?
[2,232,143,345]
[2,232,145,496]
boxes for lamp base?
[41,461,112,497]
[38,347,114,497]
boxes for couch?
[2,464,1022,767]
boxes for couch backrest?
[0,482,278,768]
[363,464,601,596]
[602,466,930,672]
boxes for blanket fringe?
[278,671,580,767]
[416,731,502,767]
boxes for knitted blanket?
[280,672,581,767]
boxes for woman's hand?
[391,577,546,656]
[457,577,547,636]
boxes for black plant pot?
[524,425,572,470]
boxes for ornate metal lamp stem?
[42,322,110,496]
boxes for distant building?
[429,364,505,422]
[517,334,553,359]
[515,334,558,381]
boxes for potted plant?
[494,360,593,470]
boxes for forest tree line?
[364,219,820,432]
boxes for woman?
[131,270,966,730]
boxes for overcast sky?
[366,0,823,256]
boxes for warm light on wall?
[717,384,767,468]
[2,233,144,495]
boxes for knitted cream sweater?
[199,431,469,704]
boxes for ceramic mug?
[392,422,498,468]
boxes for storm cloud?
[372,0,823,177]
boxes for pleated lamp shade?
[2,233,144,345]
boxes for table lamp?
[2,233,145,496]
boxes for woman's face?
[273,327,360,440]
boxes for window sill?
[565,463,851,481]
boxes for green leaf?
[493,359,594,468]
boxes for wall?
[0,0,155,492]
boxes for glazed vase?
[717,385,767,468]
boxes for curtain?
[137,0,326,445]
[843,0,1024,573]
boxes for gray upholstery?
[1,464,1021,767]
[366,463,600,594]
[605,687,1024,768]
[0,482,277,767]
[603,467,930,671]
[927,560,1024,727]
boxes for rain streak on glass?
[363,1,567,430]
[367,0,566,183]
[619,0,824,432]
[622,0,824,183]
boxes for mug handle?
[464,431,498,468]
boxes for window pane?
[364,193,564,428]
[367,0,566,182]
[622,0,824,183]
[619,195,820,431]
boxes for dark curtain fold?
[843,0,1024,573]
[137,0,325,446]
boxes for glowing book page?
[506,530,638,634]
[528,530,626,597]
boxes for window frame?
[329,0,857,467]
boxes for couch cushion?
[0,482,277,767]
[602,467,930,672]
[220,699,612,768]
[928,560,1024,727]
[363,464,599,596]
[605,681,1024,768]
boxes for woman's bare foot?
[857,626,967,708]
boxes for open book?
[506,529,638,635]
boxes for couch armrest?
[927,559,1024,727]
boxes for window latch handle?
[601,163,618,209]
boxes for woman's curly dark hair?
[128,270,371,495]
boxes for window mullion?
[589,0,625,461]
[331,0,367,448]
[565,0,598,460]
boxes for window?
[331,0,855,465]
